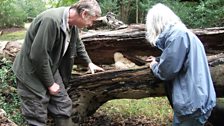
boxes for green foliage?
[0,58,25,125]
[98,0,224,28]
[99,0,119,16]
[46,0,79,7]
[0,0,26,28]
[0,0,46,28]
[1,0,222,29]
[138,0,157,23]
[17,0,46,21]
[98,97,173,125]
[190,0,224,28]
[155,0,224,28]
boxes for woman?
[145,3,216,126]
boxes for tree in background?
[45,0,79,7]
[18,0,46,22]
[118,0,134,24]
[99,0,119,17]
[0,0,25,28]
[0,0,223,28]
[0,0,46,28]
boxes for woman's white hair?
[145,3,183,46]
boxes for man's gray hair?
[71,0,101,17]
[145,3,184,46]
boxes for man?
[145,3,216,126]
[12,0,104,125]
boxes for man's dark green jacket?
[13,7,92,95]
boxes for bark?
[88,12,128,30]
[68,54,224,122]
[0,40,23,61]
[136,0,139,23]
[0,109,17,126]
[119,0,131,24]
[79,25,224,64]
[1,25,224,63]
[68,25,224,122]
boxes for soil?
[81,114,164,126]
[0,27,25,34]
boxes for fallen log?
[79,25,224,64]
[0,109,17,126]
[68,25,224,122]
[0,40,23,61]
[1,25,224,63]
[68,52,224,122]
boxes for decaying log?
[1,25,223,64]
[0,40,23,61]
[1,25,224,63]
[88,12,128,30]
[79,25,224,64]
[68,25,224,122]
[68,53,224,123]
[0,109,17,126]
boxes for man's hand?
[88,62,105,74]
[146,56,158,69]
[48,83,60,95]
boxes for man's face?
[79,15,98,28]
[74,10,98,29]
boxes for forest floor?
[0,27,24,34]
[81,113,169,126]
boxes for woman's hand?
[146,56,158,69]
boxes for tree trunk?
[1,25,224,63]
[68,53,224,122]
[68,26,224,122]
[119,0,131,24]
[78,25,224,64]
[136,0,139,23]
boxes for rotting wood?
[68,53,224,123]
[1,25,224,63]
[79,25,224,64]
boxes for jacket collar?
[155,24,187,51]
[155,25,172,51]
[61,7,70,34]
